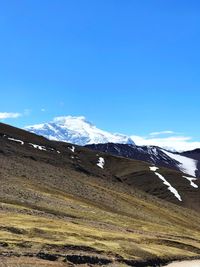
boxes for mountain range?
[25,116,135,146]
[25,115,200,178]
[25,116,200,153]
[86,143,200,178]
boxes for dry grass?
[0,257,68,267]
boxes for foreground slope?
[0,122,200,266]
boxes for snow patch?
[182,176,198,189]
[68,146,75,153]
[149,166,159,172]
[8,137,24,145]
[29,143,46,151]
[162,150,197,177]
[97,157,105,169]
[149,166,182,201]
[154,172,182,201]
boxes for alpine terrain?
[26,116,200,177]
[0,122,200,266]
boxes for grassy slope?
[0,124,200,266]
[1,156,200,264]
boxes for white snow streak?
[182,176,198,189]
[97,157,105,169]
[149,166,159,172]
[7,137,24,145]
[155,172,182,201]
[29,143,47,151]
[6,136,61,154]
[68,146,75,153]
[150,166,182,201]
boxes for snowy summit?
[25,116,135,146]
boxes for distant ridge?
[25,116,135,146]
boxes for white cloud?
[41,108,46,112]
[0,112,21,120]
[131,134,200,152]
[149,130,175,136]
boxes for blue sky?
[0,0,200,144]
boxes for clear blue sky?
[0,0,200,139]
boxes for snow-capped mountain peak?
[25,116,135,146]
[53,116,93,129]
